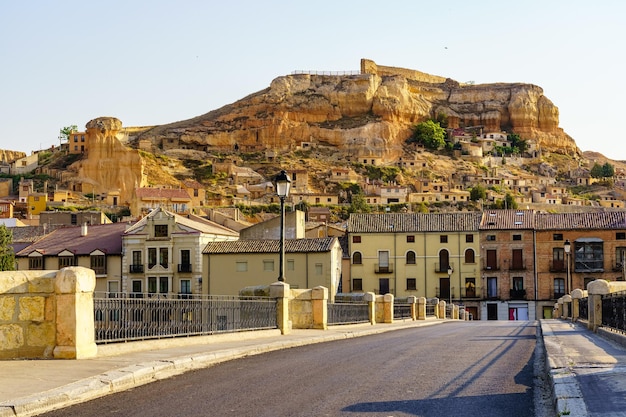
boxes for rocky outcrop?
[69,117,146,204]
[0,150,26,163]
[134,59,580,160]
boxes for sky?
[1,1,625,159]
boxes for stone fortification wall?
[0,267,97,359]
[361,58,447,84]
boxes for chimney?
[81,223,88,237]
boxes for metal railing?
[94,292,277,343]
[291,70,361,76]
[602,290,626,334]
[394,298,412,319]
[328,302,370,325]
[426,299,437,317]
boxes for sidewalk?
[541,319,626,417]
[0,319,442,417]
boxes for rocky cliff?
[69,117,146,204]
[0,150,26,163]
[134,59,579,159]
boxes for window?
[617,247,626,268]
[552,248,565,271]
[352,236,361,243]
[287,260,295,271]
[574,240,604,272]
[159,248,168,268]
[440,235,448,243]
[148,248,157,268]
[154,225,168,238]
[406,251,416,264]
[554,278,565,298]
[159,277,169,293]
[70,213,77,225]
[263,260,274,271]
[378,251,390,272]
[352,252,362,264]
[511,249,524,270]
[29,257,43,270]
[553,233,563,241]
[179,249,191,272]
[180,279,191,294]
[465,248,475,264]
[58,256,75,268]
[406,278,417,291]
[486,235,496,241]
[466,234,474,243]
[406,235,415,243]
[617,233,626,240]
[438,249,450,272]
[513,277,524,290]
[465,278,476,298]
[512,234,522,241]
[315,263,323,275]
[236,261,248,272]
[352,278,363,291]
[90,254,106,274]
[487,277,498,299]
[486,249,498,270]
[148,277,157,293]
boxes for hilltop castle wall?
[361,58,447,84]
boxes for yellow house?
[203,237,343,300]
[347,212,481,300]
[27,193,48,216]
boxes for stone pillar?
[407,296,417,320]
[556,297,564,319]
[562,295,572,319]
[53,267,97,359]
[364,292,376,325]
[311,286,328,330]
[439,300,447,319]
[587,280,610,332]
[431,298,440,319]
[417,297,426,320]
[270,281,291,335]
[459,308,466,321]
[383,293,394,323]
[570,289,584,321]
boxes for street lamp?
[274,170,291,282]
[447,265,453,304]
[564,239,571,294]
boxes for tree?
[348,192,371,214]
[602,162,615,178]
[59,125,78,144]
[0,225,15,271]
[505,193,518,210]
[469,184,486,201]
[407,120,446,149]
[590,163,605,179]
[507,133,529,154]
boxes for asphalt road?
[42,321,546,417]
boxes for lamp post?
[447,265,453,304]
[564,239,571,294]
[274,170,291,282]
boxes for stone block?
[0,297,15,321]
[18,296,45,322]
[0,323,24,350]
[26,322,55,349]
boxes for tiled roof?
[135,187,191,200]
[536,211,626,230]
[480,209,536,230]
[124,207,239,237]
[347,213,482,233]
[203,237,338,254]
[16,223,128,256]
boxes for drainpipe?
[533,229,538,319]
[423,232,428,297]
[394,229,397,296]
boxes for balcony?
[509,289,527,300]
[434,262,455,273]
[129,264,144,273]
[178,263,193,273]
[462,286,482,299]
[375,263,393,274]
[550,260,566,272]
[508,263,526,271]
[482,262,500,271]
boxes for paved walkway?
[541,319,626,416]
[2,319,625,417]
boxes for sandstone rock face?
[70,117,146,203]
[135,59,579,159]
[0,150,26,163]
